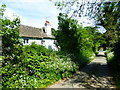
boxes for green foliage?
[1,17,24,88]
[106,51,114,63]
[97,2,120,31]
[56,13,79,54]
[114,41,120,68]
[2,43,78,88]
[0,4,6,17]
[52,1,120,88]
[96,3,120,80]
[23,42,51,56]
[99,2,120,88]
[2,18,22,57]
[1,4,24,88]
[106,49,120,89]
[56,13,93,53]
[51,28,56,36]
[97,2,120,50]
[102,29,118,48]
[82,26,103,54]
[54,13,97,67]
[23,43,78,77]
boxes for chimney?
[45,21,51,36]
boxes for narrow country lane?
[48,51,116,89]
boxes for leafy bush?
[55,13,96,67]
[23,42,51,56]
[23,43,78,78]
[106,49,120,89]
[106,52,114,62]
[2,43,78,88]
[1,4,24,88]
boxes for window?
[48,45,52,50]
[24,39,29,44]
[41,39,45,45]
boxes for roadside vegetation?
[100,2,120,88]
[2,42,79,88]
[106,47,120,88]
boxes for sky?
[0,0,60,29]
[0,0,106,33]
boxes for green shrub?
[55,13,98,68]
[22,44,78,88]
[2,43,78,88]
[23,42,51,56]
[1,4,25,88]
[106,50,120,89]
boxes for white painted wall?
[22,39,41,45]
[21,38,58,51]
[44,39,58,51]
[28,39,41,45]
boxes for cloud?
[3,8,57,28]
[1,0,59,29]
[4,8,15,19]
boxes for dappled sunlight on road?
[48,52,116,88]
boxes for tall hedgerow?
[54,13,95,65]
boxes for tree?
[103,30,118,47]
[52,1,120,50]
[96,2,120,31]
[1,4,24,87]
[56,13,79,54]
[96,2,120,61]
[51,1,120,86]
[51,0,102,19]
[84,26,105,53]
[52,1,119,32]
[0,4,6,56]
[54,13,97,66]
[2,13,22,65]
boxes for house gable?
[19,24,57,50]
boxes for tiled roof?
[19,25,54,39]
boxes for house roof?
[19,25,54,39]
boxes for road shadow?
[80,63,111,77]
[96,54,106,57]
[66,52,115,88]
[48,52,115,88]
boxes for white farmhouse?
[19,21,58,51]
